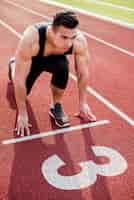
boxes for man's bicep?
[74,50,90,79]
[74,35,90,76]
[14,26,39,82]
[14,39,32,82]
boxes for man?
[8,11,96,137]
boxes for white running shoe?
[8,57,16,81]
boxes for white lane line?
[0,19,21,38]
[88,0,134,12]
[2,120,110,145]
[0,18,134,126]
[39,0,134,29]
[4,0,51,21]
[3,0,134,57]
[83,32,134,57]
[70,74,134,126]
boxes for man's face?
[52,25,77,50]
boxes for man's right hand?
[15,113,32,137]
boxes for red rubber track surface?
[0,0,134,199]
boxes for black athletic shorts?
[26,55,69,95]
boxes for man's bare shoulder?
[17,25,39,57]
[73,31,88,55]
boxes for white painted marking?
[0,19,21,38]
[3,0,134,57]
[2,120,110,145]
[41,146,128,190]
[4,0,51,21]
[70,73,134,126]
[0,19,134,126]
[83,32,134,57]
[39,0,134,29]
[88,0,134,12]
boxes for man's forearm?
[77,77,88,106]
[13,80,27,114]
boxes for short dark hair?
[52,11,79,29]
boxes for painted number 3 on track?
[41,146,128,190]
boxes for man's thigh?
[26,58,45,95]
[44,55,69,89]
[26,55,69,94]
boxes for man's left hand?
[75,103,96,122]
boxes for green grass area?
[54,0,134,24]
[100,0,134,9]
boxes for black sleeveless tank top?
[34,23,73,57]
